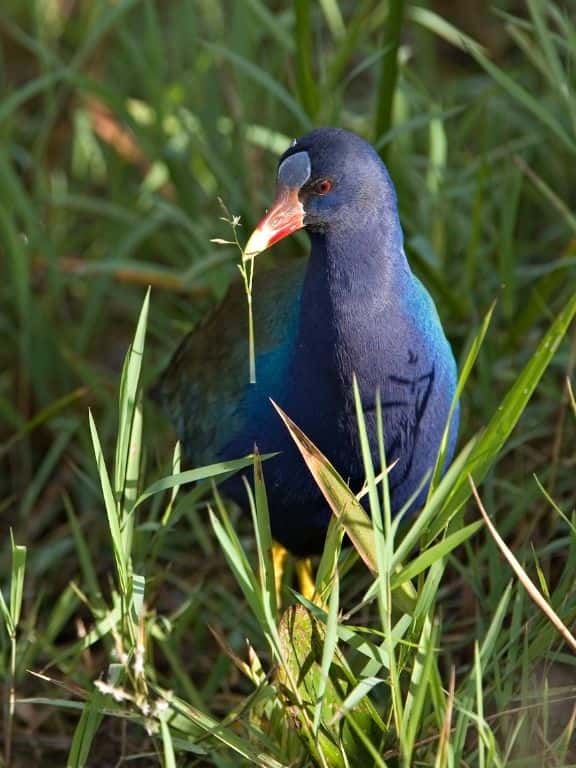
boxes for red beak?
[244,186,305,260]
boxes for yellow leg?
[296,557,316,601]
[272,542,288,606]
[272,545,317,605]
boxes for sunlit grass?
[37,283,573,767]
[1,0,575,766]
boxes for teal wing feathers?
[153,259,306,465]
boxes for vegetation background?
[1,0,575,766]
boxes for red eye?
[313,179,333,195]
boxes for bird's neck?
[296,221,411,363]
[300,219,412,330]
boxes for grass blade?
[471,478,576,653]
[133,454,272,510]
[433,289,576,532]
[374,0,406,155]
[271,399,377,574]
[114,288,149,514]
[88,410,127,593]
[271,400,416,616]
[9,532,26,630]
[294,0,319,118]
[313,571,340,734]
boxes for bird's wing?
[153,259,306,465]
[376,275,457,498]
[378,367,435,488]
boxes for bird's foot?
[295,557,316,602]
[272,542,288,607]
[272,543,318,606]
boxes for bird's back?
[153,259,306,466]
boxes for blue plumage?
[154,128,459,555]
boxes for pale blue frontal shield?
[277,151,311,188]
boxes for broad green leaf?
[319,0,345,40]
[315,517,345,603]
[277,605,377,768]
[131,572,145,621]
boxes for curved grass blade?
[430,289,576,536]
[251,450,277,617]
[408,6,485,56]
[391,520,482,589]
[428,302,495,495]
[133,453,275,510]
[294,0,319,118]
[204,43,312,130]
[271,399,416,616]
[374,0,406,156]
[271,400,376,574]
[471,478,576,654]
[469,42,576,154]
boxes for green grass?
[1,1,576,766]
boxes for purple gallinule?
[154,127,459,592]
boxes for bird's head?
[244,127,398,259]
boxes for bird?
[153,127,459,587]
